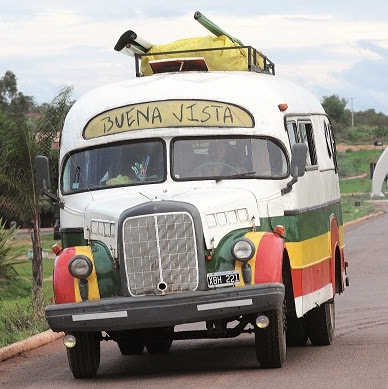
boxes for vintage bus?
[37,27,348,378]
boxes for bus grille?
[122,212,198,296]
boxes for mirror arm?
[42,189,64,209]
[281,177,298,195]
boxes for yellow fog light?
[256,315,270,329]
[63,334,77,348]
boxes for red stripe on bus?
[53,247,76,304]
[254,232,284,284]
[291,257,332,298]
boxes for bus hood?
[84,187,259,249]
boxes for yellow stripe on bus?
[74,246,101,302]
[286,232,331,269]
[234,231,267,286]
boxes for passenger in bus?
[103,142,164,186]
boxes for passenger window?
[286,122,297,148]
[325,120,338,172]
[298,122,317,166]
[324,121,332,158]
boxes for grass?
[0,300,49,347]
[0,232,57,348]
[337,149,383,178]
[338,149,387,223]
[339,178,373,194]
[340,194,377,224]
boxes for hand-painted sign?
[83,100,254,139]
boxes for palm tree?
[0,86,72,309]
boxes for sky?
[1,1,388,114]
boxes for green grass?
[0,233,55,347]
[339,178,373,194]
[340,194,377,224]
[338,149,387,223]
[337,149,383,178]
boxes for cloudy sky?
[1,0,388,113]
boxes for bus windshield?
[62,139,166,193]
[172,137,287,180]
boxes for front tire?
[118,339,145,355]
[145,326,174,354]
[254,305,286,368]
[145,338,173,354]
[286,315,308,346]
[306,299,335,345]
[67,332,101,378]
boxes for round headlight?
[231,238,255,262]
[68,255,93,279]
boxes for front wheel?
[66,332,101,378]
[254,305,286,368]
[306,299,335,345]
[145,338,173,354]
[145,326,174,354]
[118,339,145,355]
[286,315,308,346]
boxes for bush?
[0,219,25,282]
[374,126,388,139]
[0,295,49,347]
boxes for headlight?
[231,238,255,263]
[68,255,93,279]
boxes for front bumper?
[45,283,284,332]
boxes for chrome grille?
[123,212,198,296]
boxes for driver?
[200,140,242,177]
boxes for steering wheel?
[192,161,240,176]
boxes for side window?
[298,121,317,166]
[324,121,332,158]
[286,122,297,148]
[326,120,338,172]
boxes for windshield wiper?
[215,171,256,183]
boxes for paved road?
[1,213,388,389]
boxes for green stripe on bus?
[91,241,121,297]
[258,200,343,242]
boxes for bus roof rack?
[114,11,275,77]
[134,45,275,77]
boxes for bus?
[37,20,348,378]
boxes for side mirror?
[35,155,51,190]
[35,155,64,208]
[290,143,307,178]
[281,143,308,195]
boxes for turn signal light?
[52,243,63,255]
[273,225,285,237]
[278,103,288,112]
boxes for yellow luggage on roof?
[141,35,265,76]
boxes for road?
[1,213,388,389]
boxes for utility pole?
[351,97,354,127]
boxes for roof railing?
[134,45,275,77]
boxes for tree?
[0,86,73,309]
[0,71,18,107]
[0,70,36,118]
[321,95,349,124]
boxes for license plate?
[207,270,240,288]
